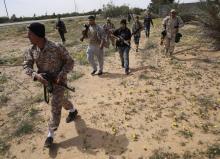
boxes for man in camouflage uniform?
[85,15,105,76]
[103,17,115,47]
[132,16,143,52]
[162,9,184,56]
[23,22,78,148]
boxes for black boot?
[66,109,78,123]
[97,71,103,76]
[44,137,53,148]
[125,68,129,75]
[91,70,97,75]
[121,62,125,68]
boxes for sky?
[0,0,199,17]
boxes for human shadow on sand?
[49,116,129,158]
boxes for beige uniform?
[23,40,74,131]
[162,16,184,54]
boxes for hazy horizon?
[0,0,199,17]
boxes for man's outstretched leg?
[45,86,77,148]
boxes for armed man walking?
[113,19,132,75]
[132,15,143,52]
[23,22,78,148]
[103,17,115,47]
[162,9,184,56]
[144,11,154,38]
[84,15,105,76]
[56,16,67,44]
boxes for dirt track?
[0,21,220,159]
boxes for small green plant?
[28,108,39,117]
[145,41,157,50]
[0,86,4,92]
[152,129,169,141]
[74,52,89,65]
[185,71,202,80]
[139,74,149,80]
[0,94,9,105]
[105,47,116,57]
[0,139,10,155]
[178,129,193,139]
[182,151,193,159]
[197,95,215,109]
[32,93,44,103]
[0,56,23,65]
[65,40,80,47]
[0,74,7,84]
[206,143,220,159]
[149,149,180,159]
[69,71,84,81]
[15,121,34,136]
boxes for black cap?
[88,15,95,20]
[120,19,127,25]
[27,22,45,38]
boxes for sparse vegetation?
[31,93,44,104]
[0,56,23,66]
[0,73,7,84]
[145,40,157,50]
[139,74,150,80]
[28,107,39,117]
[0,15,219,158]
[74,51,89,65]
[0,139,10,156]
[178,129,193,139]
[199,0,220,49]
[0,94,9,105]
[149,149,180,159]
[206,143,220,159]
[69,71,84,81]
[14,121,34,136]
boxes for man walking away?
[127,13,132,23]
[132,16,143,52]
[56,16,67,44]
[144,11,154,38]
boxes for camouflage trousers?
[109,36,115,47]
[165,34,176,55]
[48,84,73,131]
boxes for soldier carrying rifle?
[113,19,132,75]
[23,22,78,148]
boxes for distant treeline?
[0,3,145,24]
[102,3,145,18]
[0,10,102,24]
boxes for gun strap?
[44,85,50,104]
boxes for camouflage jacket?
[23,39,74,80]
[132,21,143,37]
[103,22,115,33]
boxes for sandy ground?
[0,22,220,159]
